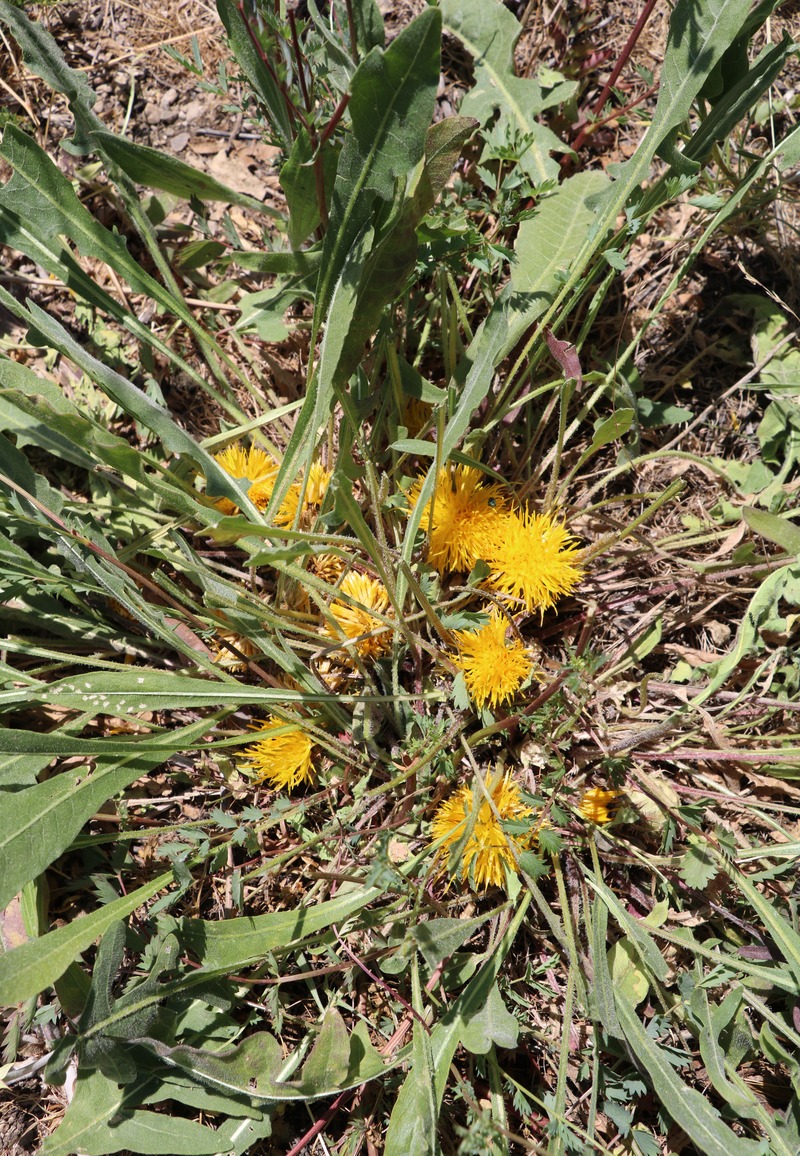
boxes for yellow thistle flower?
[305,461,332,507]
[213,442,277,515]
[328,571,393,661]
[408,466,507,574]
[486,509,583,613]
[579,787,619,825]
[431,772,533,890]
[248,476,301,527]
[213,630,257,672]
[452,611,534,710]
[241,718,314,791]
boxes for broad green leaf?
[313,8,441,340]
[614,989,763,1156]
[39,1068,229,1156]
[0,872,172,1005]
[608,938,650,1007]
[460,982,519,1054]
[743,506,800,557]
[0,756,168,912]
[177,883,384,971]
[90,129,279,217]
[291,1007,354,1094]
[591,409,635,448]
[142,1021,398,1105]
[440,0,576,184]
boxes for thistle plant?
[1,0,800,1152]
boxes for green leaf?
[440,0,576,184]
[591,408,635,448]
[460,982,519,1054]
[0,0,98,152]
[0,757,168,912]
[385,893,531,1153]
[313,7,441,341]
[89,129,280,217]
[292,1007,351,1093]
[280,129,339,248]
[608,938,650,1008]
[614,989,764,1156]
[0,290,255,518]
[743,507,800,557]
[691,987,759,1118]
[0,872,172,1005]
[0,669,417,713]
[215,0,292,150]
[176,883,384,971]
[40,1068,230,1156]
[680,836,720,890]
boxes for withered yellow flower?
[328,572,393,661]
[486,509,583,613]
[408,465,507,574]
[241,718,314,791]
[452,611,533,710]
[431,772,533,890]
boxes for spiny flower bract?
[452,611,534,710]
[579,787,619,825]
[486,509,583,613]
[328,572,393,661]
[408,465,507,574]
[431,772,533,890]
[241,718,314,792]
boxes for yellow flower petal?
[452,611,534,710]
[408,466,507,574]
[579,787,619,825]
[486,509,583,613]
[241,718,314,791]
[431,772,533,890]
[328,572,393,662]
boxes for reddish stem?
[572,0,659,153]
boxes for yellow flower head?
[310,552,346,587]
[431,771,533,890]
[452,611,534,710]
[248,477,301,527]
[241,718,314,791]
[328,571,393,661]
[579,787,619,825]
[486,509,583,613]
[408,466,507,574]
[214,442,277,515]
[305,461,332,507]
